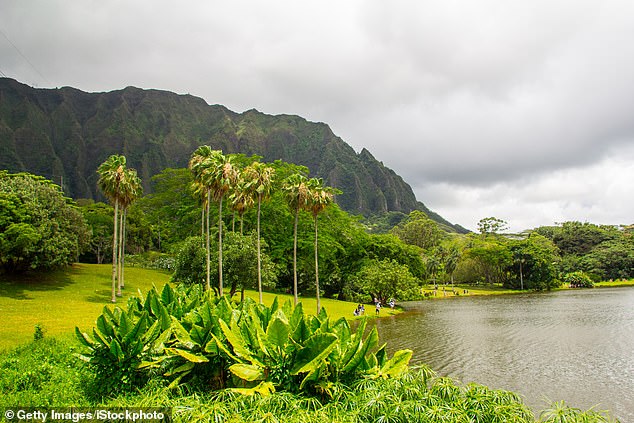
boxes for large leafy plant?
[77,284,413,396]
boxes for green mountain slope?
[0,77,467,232]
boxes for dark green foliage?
[171,236,207,286]
[391,210,445,250]
[33,324,45,342]
[348,259,422,304]
[0,171,90,273]
[563,271,594,288]
[536,222,634,280]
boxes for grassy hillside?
[0,264,386,351]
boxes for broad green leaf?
[210,332,241,362]
[170,316,196,349]
[123,312,148,345]
[96,315,114,338]
[117,310,130,337]
[342,326,378,373]
[229,381,275,396]
[161,283,176,305]
[75,327,94,348]
[92,327,111,348]
[165,361,195,377]
[266,310,290,349]
[219,320,251,360]
[379,349,413,378]
[167,348,209,363]
[291,318,310,344]
[291,333,338,375]
[109,339,124,362]
[229,363,265,381]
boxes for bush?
[563,271,594,288]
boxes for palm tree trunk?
[121,208,127,289]
[201,201,205,248]
[111,200,119,303]
[117,208,124,296]
[218,196,224,296]
[206,192,211,291]
[314,215,320,314]
[257,196,263,304]
[293,207,299,305]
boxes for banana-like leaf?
[165,361,195,377]
[150,328,172,355]
[291,318,311,344]
[229,381,275,396]
[92,327,111,348]
[229,363,265,381]
[218,319,262,366]
[210,332,241,362]
[117,310,130,337]
[161,283,176,306]
[123,312,148,346]
[75,327,94,348]
[291,333,338,375]
[142,318,162,345]
[109,339,124,362]
[166,348,209,363]
[266,309,290,350]
[96,315,114,338]
[342,326,378,373]
[170,316,196,350]
[378,349,413,378]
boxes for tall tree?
[243,162,275,304]
[97,154,127,303]
[282,173,310,305]
[305,178,336,314]
[205,150,238,296]
[189,146,215,291]
[116,167,142,295]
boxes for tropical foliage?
[0,171,89,274]
[76,284,413,397]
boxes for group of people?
[354,298,396,316]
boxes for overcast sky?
[2,0,633,232]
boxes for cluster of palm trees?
[97,155,143,303]
[188,147,336,313]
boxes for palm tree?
[189,146,214,291]
[305,178,336,314]
[243,162,275,304]
[229,170,254,235]
[282,173,310,305]
[205,150,238,296]
[97,154,127,303]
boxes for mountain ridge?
[0,77,467,233]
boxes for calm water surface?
[374,287,634,421]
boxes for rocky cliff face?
[0,78,464,231]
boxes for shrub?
[563,271,594,288]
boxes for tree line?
[2,152,633,304]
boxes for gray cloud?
[1,0,633,230]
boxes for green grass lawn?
[0,264,391,351]
[422,283,520,298]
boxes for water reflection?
[373,288,634,421]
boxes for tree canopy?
[0,171,89,273]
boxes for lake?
[374,287,634,421]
